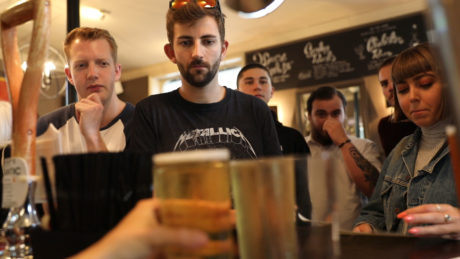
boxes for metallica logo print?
[173,127,257,159]
[125,88,283,159]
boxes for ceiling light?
[81,6,107,20]
[21,61,56,74]
[44,61,56,77]
[238,0,284,19]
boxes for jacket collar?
[401,128,449,175]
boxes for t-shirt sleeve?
[360,139,383,172]
[36,116,50,137]
[260,104,282,157]
[125,101,157,154]
[36,105,74,137]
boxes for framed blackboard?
[245,13,427,90]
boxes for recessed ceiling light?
[81,6,108,20]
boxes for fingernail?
[408,228,418,234]
[397,212,406,218]
[404,215,414,222]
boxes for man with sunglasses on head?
[126,0,281,159]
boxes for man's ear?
[64,67,75,86]
[220,40,229,59]
[306,112,312,123]
[164,43,177,64]
[114,63,122,81]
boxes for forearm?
[84,132,108,152]
[340,142,379,197]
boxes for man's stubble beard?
[310,124,333,146]
[178,57,221,88]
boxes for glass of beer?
[230,156,298,259]
[153,149,233,259]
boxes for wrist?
[338,138,351,148]
[84,133,105,152]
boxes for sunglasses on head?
[169,0,221,12]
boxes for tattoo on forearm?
[348,146,379,186]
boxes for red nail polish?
[404,215,414,222]
[397,212,406,218]
[408,228,418,234]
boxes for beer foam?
[153,148,230,164]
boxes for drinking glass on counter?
[153,149,233,259]
[307,152,340,257]
[230,156,298,259]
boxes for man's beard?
[178,58,220,88]
[310,125,333,146]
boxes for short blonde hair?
[64,27,118,64]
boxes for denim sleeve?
[353,155,392,231]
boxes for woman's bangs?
[392,52,433,84]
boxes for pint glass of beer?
[153,149,233,259]
[230,156,298,259]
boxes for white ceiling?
[0,0,426,75]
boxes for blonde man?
[37,27,133,153]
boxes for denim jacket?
[355,128,458,233]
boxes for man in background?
[37,27,134,153]
[306,86,382,230]
[377,56,417,157]
[237,63,311,222]
[127,1,281,159]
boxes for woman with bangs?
[353,43,460,239]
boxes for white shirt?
[306,135,382,230]
[39,117,127,154]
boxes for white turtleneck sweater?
[413,118,451,177]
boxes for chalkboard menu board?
[245,13,427,90]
